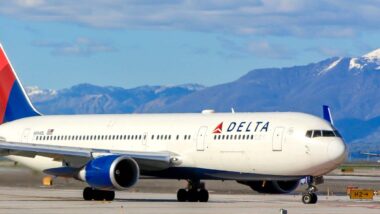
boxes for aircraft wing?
[0,140,175,171]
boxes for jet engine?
[78,155,140,190]
[238,180,299,194]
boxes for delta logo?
[213,121,270,134]
[213,122,223,134]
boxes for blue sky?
[0,0,380,89]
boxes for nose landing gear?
[177,180,209,202]
[302,176,323,204]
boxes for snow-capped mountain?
[27,83,205,114]
[349,49,380,71]
[25,86,58,102]
[25,49,380,158]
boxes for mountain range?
[25,49,380,160]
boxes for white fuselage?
[0,112,346,180]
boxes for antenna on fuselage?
[231,108,235,114]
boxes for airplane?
[0,44,346,204]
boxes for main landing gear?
[302,176,323,204]
[83,187,115,201]
[177,180,209,202]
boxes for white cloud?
[217,37,293,59]
[1,0,380,38]
[247,41,293,59]
[16,0,44,7]
[32,37,117,56]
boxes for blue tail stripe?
[4,81,39,123]
[322,105,333,125]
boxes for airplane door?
[196,126,208,151]
[272,127,284,151]
[21,128,31,143]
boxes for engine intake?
[238,180,299,194]
[79,155,140,190]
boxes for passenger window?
[313,130,322,138]
[176,135,179,140]
[152,135,154,140]
[306,130,312,138]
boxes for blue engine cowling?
[79,155,140,190]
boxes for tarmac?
[0,163,379,214]
[0,187,379,214]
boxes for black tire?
[187,190,199,202]
[92,189,104,201]
[83,187,93,201]
[302,193,313,204]
[177,189,188,202]
[198,189,209,202]
[104,191,115,201]
[310,193,318,204]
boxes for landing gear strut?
[177,180,209,202]
[302,176,323,204]
[83,187,115,201]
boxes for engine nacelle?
[238,180,299,194]
[78,155,140,190]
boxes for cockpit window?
[305,129,341,138]
[305,130,312,138]
[322,130,335,137]
[334,130,342,138]
[313,130,322,138]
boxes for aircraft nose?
[327,140,347,164]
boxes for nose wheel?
[177,180,209,202]
[302,192,318,204]
[302,176,322,204]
